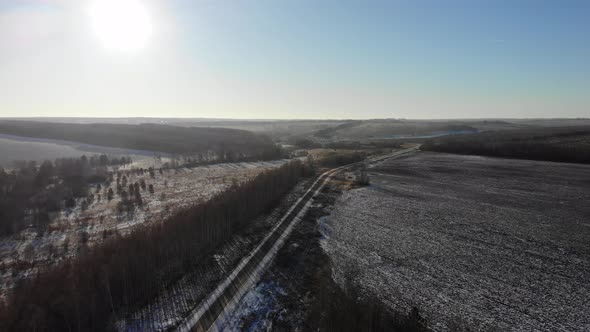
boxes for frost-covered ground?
[322,152,590,331]
[0,137,87,167]
[0,159,288,296]
[218,281,287,332]
[0,134,166,168]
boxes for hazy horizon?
[2,115,589,122]
[1,0,589,119]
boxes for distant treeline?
[313,119,477,139]
[314,121,364,138]
[325,140,402,150]
[0,121,282,160]
[314,151,367,168]
[421,126,590,164]
[0,155,130,236]
[0,160,311,331]
[290,137,402,150]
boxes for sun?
[89,0,152,52]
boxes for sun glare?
[89,0,152,52]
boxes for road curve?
[176,146,419,332]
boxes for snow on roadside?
[218,281,287,332]
[116,178,312,332]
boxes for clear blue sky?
[0,0,588,119]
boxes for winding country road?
[176,146,419,332]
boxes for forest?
[0,155,130,236]
[0,160,311,331]
[0,121,282,159]
[421,126,590,163]
[315,151,367,168]
[313,119,478,139]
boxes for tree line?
[314,151,367,168]
[0,160,312,331]
[0,121,282,159]
[0,155,130,236]
[421,126,590,164]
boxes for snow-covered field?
[322,152,590,331]
[0,134,165,168]
[0,137,87,167]
[0,159,289,295]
